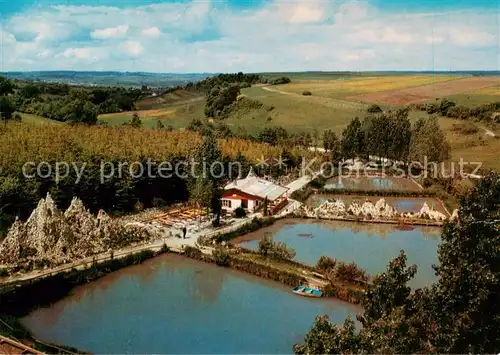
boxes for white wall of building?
[222,198,262,213]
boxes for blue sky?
[0,0,499,72]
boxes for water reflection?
[237,219,441,289]
[22,254,358,354]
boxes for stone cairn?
[300,198,448,222]
[0,194,157,268]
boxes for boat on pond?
[292,285,323,298]
[297,233,314,238]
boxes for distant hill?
[0,71,215,88]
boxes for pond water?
[324,176,420,191]
[22,254,359,354]
[238,219,441,289]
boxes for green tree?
[408,116,450,165]
[0,96,16,123]
[191,132,224,226]
[388,108,412,162]
[322,129,337,152]
[341,117,365,159]
[0,77,14,96]
[431,173,500,353]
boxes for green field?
[17,113,62,125]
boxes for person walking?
[182,225,187,239]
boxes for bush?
[367,104,382,113]
[302,90,312,96]
[152,197,166,207]
[234,206,247,218]
[315,256,337,271]
[134,200,145,212]
[271,242,296,261]
[213,248,230,266]
[258,234,295,261]
[184,246,203,260]
[335,261,368,282]
[258,234,273,257]
[215,217,275,243]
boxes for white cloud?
[142,27,162,37]
[123,41,143,57]
[90,25,129,39]
[0,30,16,45]
[0,1,498,72]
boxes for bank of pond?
[20,254,360,354]
[2,218,442,354]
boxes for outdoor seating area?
[144,207,209,229]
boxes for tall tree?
[408,116,450,165]
[0,77,14,96]
[388,108,412,162]
[190,132,224,226]
[322,129,337,152]
[341,117,365,159]
[0,96,16,123]
[431,173,500,353]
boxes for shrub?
[152,197,166,207]
[367,104,382,113]
[134,201,145,212]
[258,234,295,261]
[215,217,275,243]
[271,242,296,261]
[234,206,247,218]
[184,246,203,260]
[258,234,273,257]
[302,90,312,96]
[213,248,230,266]
[315,256,337,271]
[0,268,9,277]
[335,261,368,282]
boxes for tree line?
[324,108,450,165]
[0,76,147,125]
[413,98,500,122]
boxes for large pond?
[22,254,359,354]
[236,219,441,289]
[324,176,421,191]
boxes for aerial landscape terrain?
[0,0,500,354]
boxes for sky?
[0,0,499,72]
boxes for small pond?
[324,176,421,191]
[236,219,441,289]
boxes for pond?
[22,254,359,354]
[324,176,421,191]
[236,219,441,289]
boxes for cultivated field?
[348,76,499,106]
[270,75,460,100]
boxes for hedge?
[214,217,275,243]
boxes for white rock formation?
[298,197,448,223]
[0,194,158,267]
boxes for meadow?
[87,72,500,170]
